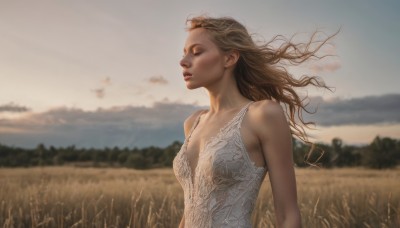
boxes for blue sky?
[0,0,399,148]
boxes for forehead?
[184,28,216,50]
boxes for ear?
[224,50,240,68]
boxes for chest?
[185,116,263,172]
[186,119,230,159]
[185,129,250,183]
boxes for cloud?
[0,103,31,113]
[302,94,400,126]
[307,42,341,73]
[102,76,112,86]
[148,75,168,85]
[309,60,341,73]
[92,88,105,99]
[322,43,337,56]
[0,100,202,148]
[1,94,399,149]
[92,76,112,99]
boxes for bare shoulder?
[249,99,286,120]
[183,109,206,138]
[248,100,289,140]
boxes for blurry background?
[1,0,399,149]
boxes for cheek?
[196,53,223,73]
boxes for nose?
[180,55,190,68]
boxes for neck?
[204,73,251,114]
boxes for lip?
[183,72,192,81]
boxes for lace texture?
[173,101,267,228]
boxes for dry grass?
[0,166,399,227]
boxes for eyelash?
[182,51,202,58]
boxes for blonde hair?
[186,15,338,166]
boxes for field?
[0,166,399,228]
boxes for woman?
[173,15,335,228]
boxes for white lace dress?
[173,101,267,228]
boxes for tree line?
[0,135,399,169]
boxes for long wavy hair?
[186,15,339,166]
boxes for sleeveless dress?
[173,101,267,228]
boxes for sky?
[0,0,399,149]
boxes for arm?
[253,100,302,228]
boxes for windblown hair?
[186,16,338,166]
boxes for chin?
[186,85,200,90]
[185,82,202,90]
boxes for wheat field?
[0,166,399,228]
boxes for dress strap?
[186,101,253,141]
[186,110,206,140]
[237,101,254,128]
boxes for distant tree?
[35,143,47,166]
[396,140,400,163]
[330,137,358,167]
[108,146,121,165]
[162,140,182,166]
[292,138,309,167]
[59,145,79,162]
[313,143,332,168]
[142,146,161,165]
[78,149,92,162]
[362,136,398,169]
[117,151,129,164]
[1,135,397,169]
[292,137,331,168]
[47,145,61,165]
[16,150,30,167]
[125,153,150,169]
[0,144,11,166]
